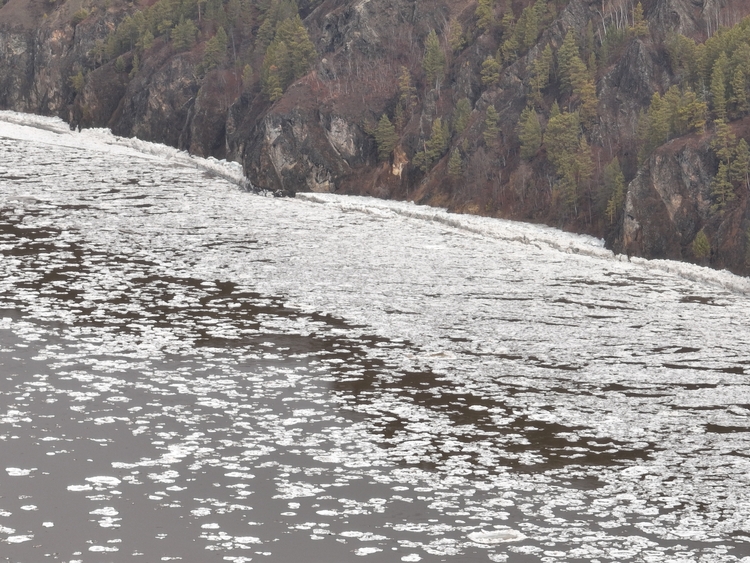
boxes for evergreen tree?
[666,32,699,83]
[500,30,519,64]
[533,0,547,24]
[571,137,594,209]
[69,70,85,93]
[453,98,472,134]
[483,105,500,146]
[261,40,289,100]
[603,157,626,223]
[129,53,140,78]
[531,44,553,103]
[448,149,463,178]
[545,110,579,168]
[481,56,501,86]
[674,87,707,134]
[692,229,710,260]
[242,63,253,91]
[710,120,737,213]
[202,27,228,71]
[226,0,241,28]
[275,15,316,80]
[499,9,514,35]
[645,92,670,153]
[730,67,748,116]
[423,30,446,90]
[475,0,495,33]
[711,118,736,165]
[557,30,580,93]
[711,52,729,121]
[171,18,197,51]
[519,4,539,50]
[518,106,541,160]
[631,2,648,37]
[375,114,398,161]
[730,138,750,189]
[394,104,405,132]
[399,66,417,112]
[449,22,466,53]
[413,118,450,171]
[549,99,561,119]
[260,15,316,100]
[137,29,155,51]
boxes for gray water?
[1,113,750,562]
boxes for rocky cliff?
[2,0,750,275]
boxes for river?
[1,111,749,563]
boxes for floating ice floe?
[5,467,35,476]
[354,547,383,556]
[86,476,121,488]
[467,529,526,544]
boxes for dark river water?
[1,112,750,563]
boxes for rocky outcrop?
[619,122,750,273]
[621,135,715,260]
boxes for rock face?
[2,0,750,275]
[621,123,750,272]
[622,136,716,260]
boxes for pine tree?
[711,118,736,165]
[476,0,495,33]
[645,92,670,153]
[202,27,228,71]
[137,29,155,51]
[549,100,561,119]
[453,98,472,134]
[557,30,580,93]
[448,149,463,178]
[631,2,648,37]
[481,56,501,86]
[544,110,579,170]
[531,44,553,103]
[275,15,316,80]
[242,63,253,91]
[675,88,707,134]
[375,114,398,161]
[711,52,729,121]
[520,4,538,50]
[730,138,750,189]
[499,9,514,35]
[730,67,748,116]
[399,66,417,112]
[171,18,198,51]
[603,157,626,223]
[483,105,500,146]
[413,118,450,171]
[692,229,710,260]
[423,30,446,90]
[69,70,85,93]
[129,53,139,78]
[518,106,541,160]
[259,15,316,100]
[500,31,519,64]
[449,22,466,53]
[261,41,289,100]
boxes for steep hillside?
[3,0,750,274]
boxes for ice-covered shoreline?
[3,108,749,295]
